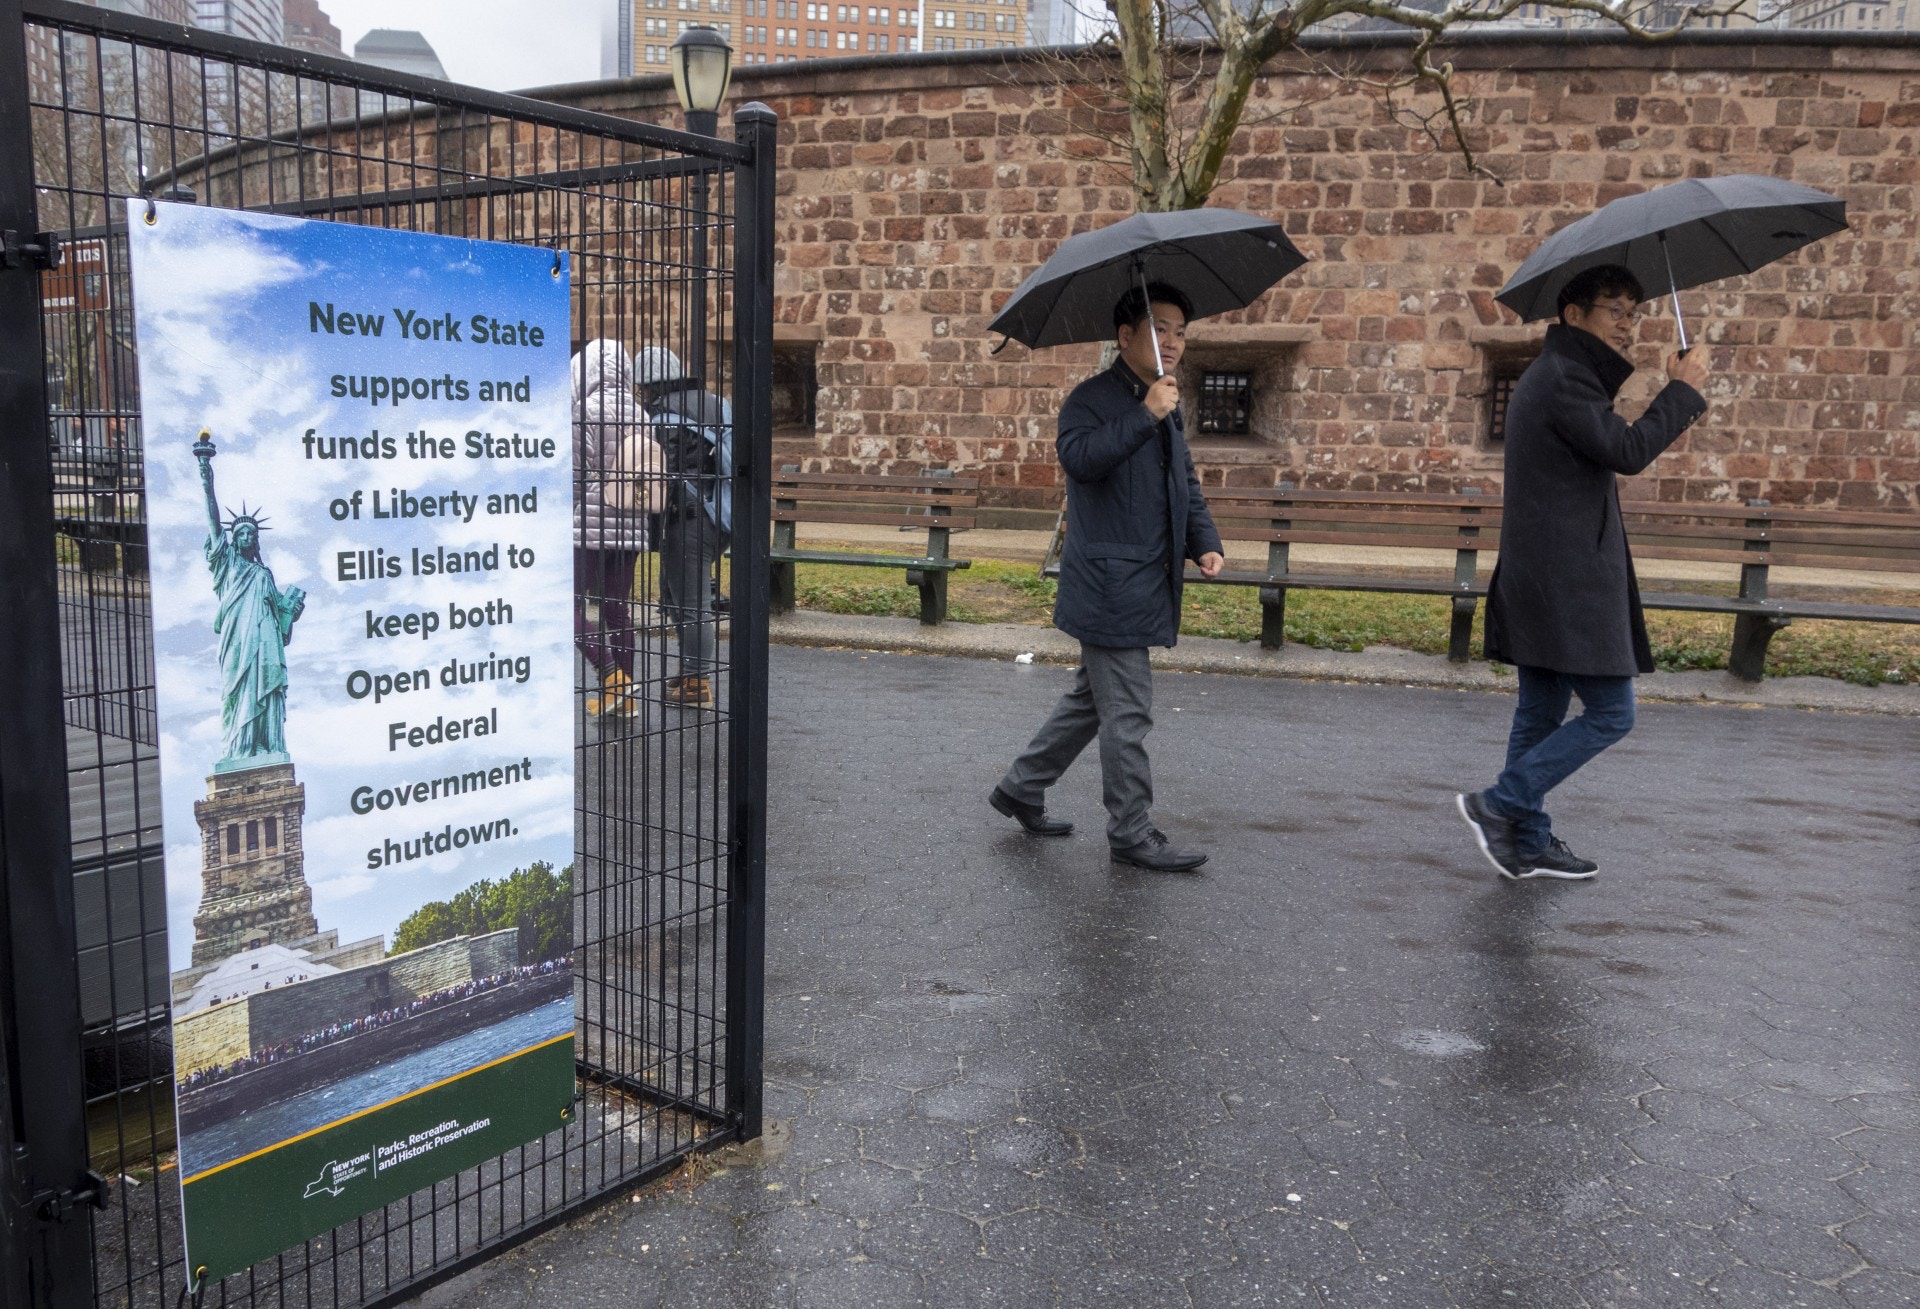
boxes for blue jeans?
[1483,666,1636,860]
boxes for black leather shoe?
[989,787,1073,836]
[1110,829,1207,872]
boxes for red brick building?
[571,33,1920,514]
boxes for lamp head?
[670,26,733,119]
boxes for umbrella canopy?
[1496,175,1847,326]
[989,208,1308,350]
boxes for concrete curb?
[769,609,1920,716]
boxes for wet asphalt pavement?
[431,646,1920,1308]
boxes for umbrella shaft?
[1659,231,1690,352]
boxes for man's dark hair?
[1113,281,1195,335]
[1557,264,1645,321]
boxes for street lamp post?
[670,26,732,385]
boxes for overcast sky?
[321,0,614,94]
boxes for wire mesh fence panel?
[13,3,764,1305]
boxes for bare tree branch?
[1025,0,1763,212]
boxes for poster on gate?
[127,201,577,1285]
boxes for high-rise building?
[632,0,1030,71]
[606,0,635,77]
[281,0,344,56]
[1782,0,1917,29]
[1024,0,1082,44]
[352,28,449,80]
[195,0,284,44]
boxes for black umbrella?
[989,208,1307,368]
[1496,175,1847,348]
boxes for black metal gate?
[0,1,771,1304]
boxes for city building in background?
[281,0,343,56]
[1782,0,1918,29]
[1024,0,1084,44]
[606,0,635,77]
[195,0,284,43]
[628,0,1034,70]
[352,28,448,79]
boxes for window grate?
[1196,370,1253,436]
[1485,356,1532,445]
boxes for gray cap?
[633,345,686,387]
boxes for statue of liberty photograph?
[194,430,306,770]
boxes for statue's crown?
[224,502,271,532]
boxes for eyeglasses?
[1590,302,1651,323]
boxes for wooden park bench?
[1043,485,1498,660]
[1044,485,1920,681]
[770,469,979,625]
[1621,500,1920,680]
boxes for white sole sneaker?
[1511,864,1597,882]
[1455,793,1522,881]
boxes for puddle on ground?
[1396,1029,1486,1058]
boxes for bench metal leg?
[1258,585,1287,649]
[1729,612,1790,682]
[1448,596,1478,663]
[770,560,795,616]
[908,569,947,625]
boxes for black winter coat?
[1052,360,1223,649]
[1483,324,1708,677]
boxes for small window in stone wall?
[771,343,818,435]
[1483,350,1536,447]
[1175,344,1295,445]
[1197,371,1253,436]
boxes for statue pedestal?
[189,761,319,967]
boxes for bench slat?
[1767,551,1920,574]
[774,472,982,491]
[1625,544,1776,566]
[773,510,977,529]
[1203,571,1482,594]
[772,487,980,508]
[1258,530,1498,551]
[1640,592,1920,623]
[771,549,971,571]
[1621,522,1764,543]
[1210,507,1499,529]
[1202,489,1501,509]
[1761,527,1920,551]
[1619,501,1919,530]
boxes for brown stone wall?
[563,35,1920,510]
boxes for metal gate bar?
[0,1,771,1304]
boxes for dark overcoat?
[1052,360,1223,649]
[1483,323,1708,677]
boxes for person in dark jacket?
[1457,264,1710,881]
[635,346,732,710]
[990,283,1225,872]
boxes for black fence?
[0,1,771,1305]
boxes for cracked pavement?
[427,646,1920,1308]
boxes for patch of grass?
[788,554,1920,686]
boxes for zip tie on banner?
[144,193,158,226]
[552,248,564,279]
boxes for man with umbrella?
[989,282,1225,871]
[981,208,1305,869]
[1456,264,1710,880]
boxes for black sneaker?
[1519,836,1598,881]
[1455,792,1527,881]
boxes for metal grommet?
[551,249,564,279]
[143,194,157,226]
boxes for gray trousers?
[661,506,721,678]
[1000,643,1154,847]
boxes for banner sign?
[128,201,577,1284]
